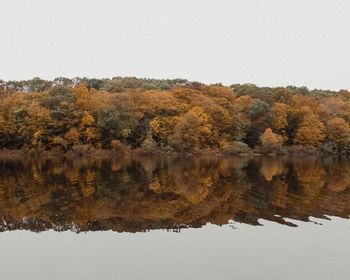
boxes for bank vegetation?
[0,77,350,157]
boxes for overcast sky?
[0,0,349,90]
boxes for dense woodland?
[0,77,350,155]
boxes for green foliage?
[97,107,138,147]
[249,99,269,119]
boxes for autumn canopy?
[0,77,349,155]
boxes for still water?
[0,156,350,279]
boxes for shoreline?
[0,147,348,161]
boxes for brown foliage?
[0,79,349,153]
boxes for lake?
[0,156,350,279]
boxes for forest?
[0,77,350,155]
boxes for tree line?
[0,77,350,154]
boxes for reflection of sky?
[1,217,349,280]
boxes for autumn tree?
[231,111,247,141]
[64,128,80,147]
[326,117,350,150]
[260,128,284,153]
[171,106,212,152]
[270,103,288,133]
[150,116,178,147]
[294,112,325,146]
[80,111,98,144]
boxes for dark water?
[0,156,350,279]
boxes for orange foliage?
[326,117,350,148]
[294,112,325,146]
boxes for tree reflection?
[0,156,349,232]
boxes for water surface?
[0,156,349,279]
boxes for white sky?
[0,0,349,90]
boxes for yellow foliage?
[326,117,350,148]
[172,106,213,152]
[294,113,325,146]
[271,103,288,131]
[261,128,284,148]
[233,95,254,112]
[85,127,97,142]
[74,84,90,96]
[64,128,80,146]
[32,129,44,147]
[81,111,95,127]
[150,116,178,146]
